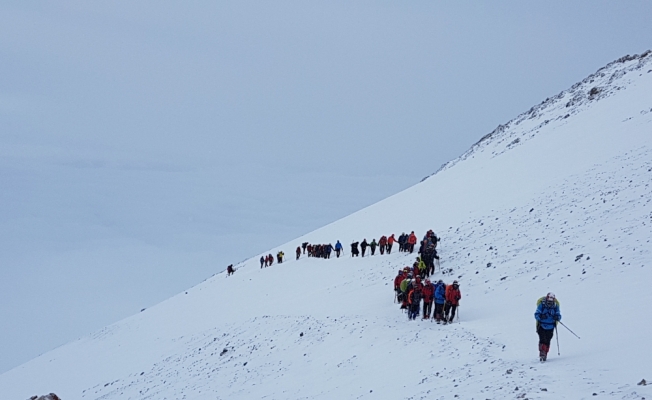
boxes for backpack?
[536,297,560,329]
[536,297,560,307]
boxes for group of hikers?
[247,230,441,271]
[298,242,342,259]
[228,227,568,363]
[348,232,420,257]
[243,230,442,271]
[378,228,458,323]
[294,231,436,260]
[259,252,285,268]
[393,268,564,362]
[393,267,462,324]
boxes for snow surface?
[2,52,652,400]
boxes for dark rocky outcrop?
[28,394,61,400]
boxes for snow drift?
[2,51,652,400]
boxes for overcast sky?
[1,1,650,374]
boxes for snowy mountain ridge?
[426,49,652,179]
[1,52,651,400]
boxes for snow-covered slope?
[2,52,652,400]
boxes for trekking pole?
[555,326,560,356]
[558,321,581,339]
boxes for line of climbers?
[355,232,418,255]
[250,230,440,271]
[394,268,462,324]
[231,229,439,275]
[299,242,340,259]
[259,252,285,268]
[297,231,427,259]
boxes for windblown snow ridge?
[422,50,652,181]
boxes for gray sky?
[1,1,650,373]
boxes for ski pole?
[558,321,581,339]
[437,238,442,273]
[555,325,560,355]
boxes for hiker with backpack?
[351,241,360,257]
[302,242,308,254]
[535,292,561,362]
[277,251,284,264]
[411,261,420,279]
[324,243,333,259]
[416,256,427,278]
[260,256,265,268]
[387,234,396,254]
[378,236,387,254]
[433,280,447,323]
[407,231,417,253]
[407,278,423,320]
[227,264,235,276]
[399,273,412,309]
[422,278,434,319]
[369,239,378,255]
[360,239,369,257]
[334,240,343,257]
[296,246,301,260]
[421,237,436,277]
[394,269,406,303]
[443,280,461,324]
